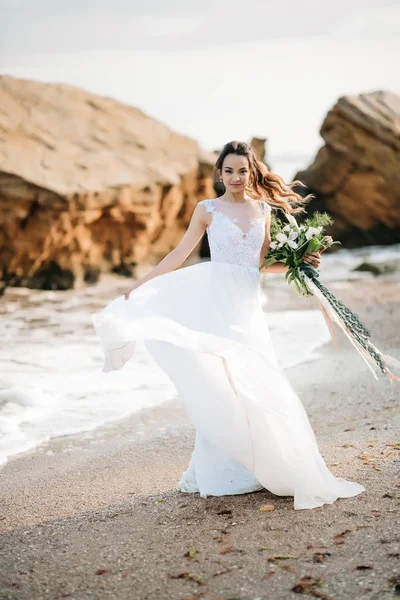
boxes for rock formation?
[295,91,400,247]
[0,75,216,290]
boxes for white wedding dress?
[92,197,365,510]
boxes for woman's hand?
[302,250,323,268]
[124,284,138,300]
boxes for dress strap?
[199,199,215,213]
[259,200,271,217]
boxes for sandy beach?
[0,277,399,600]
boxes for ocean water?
[1,243,399,467]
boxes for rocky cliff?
[0,76,216,290]
[295,91,400,246]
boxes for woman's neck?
[219,192,252,204]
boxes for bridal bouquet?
[261,211,400,383]
[261,212,340,296]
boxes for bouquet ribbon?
[299,264,400,383]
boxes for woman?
[92,141,365,510]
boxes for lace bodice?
[198,198,271,271]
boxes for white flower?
[305,226,323,240]
[270,241,278,250]
[286,213,300,230]
[275,230,299,249]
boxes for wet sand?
[0,278,399,600]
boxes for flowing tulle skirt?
[92,261,365,510]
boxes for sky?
[1,0,399,177]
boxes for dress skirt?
[92,260,365,510]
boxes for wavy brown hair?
[215,140,314,214]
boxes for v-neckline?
[209,201,264,237]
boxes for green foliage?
[262,210,340,296]
[303,211,334,229]
[269,213,285,237]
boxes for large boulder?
[295,91,400,247]
[0,75,216,289]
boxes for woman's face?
[220,154,251,191]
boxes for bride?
[92,140,365,510]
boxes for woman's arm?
[258,212,272,269]
[125,203,208,299]
[261,262,289,273]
